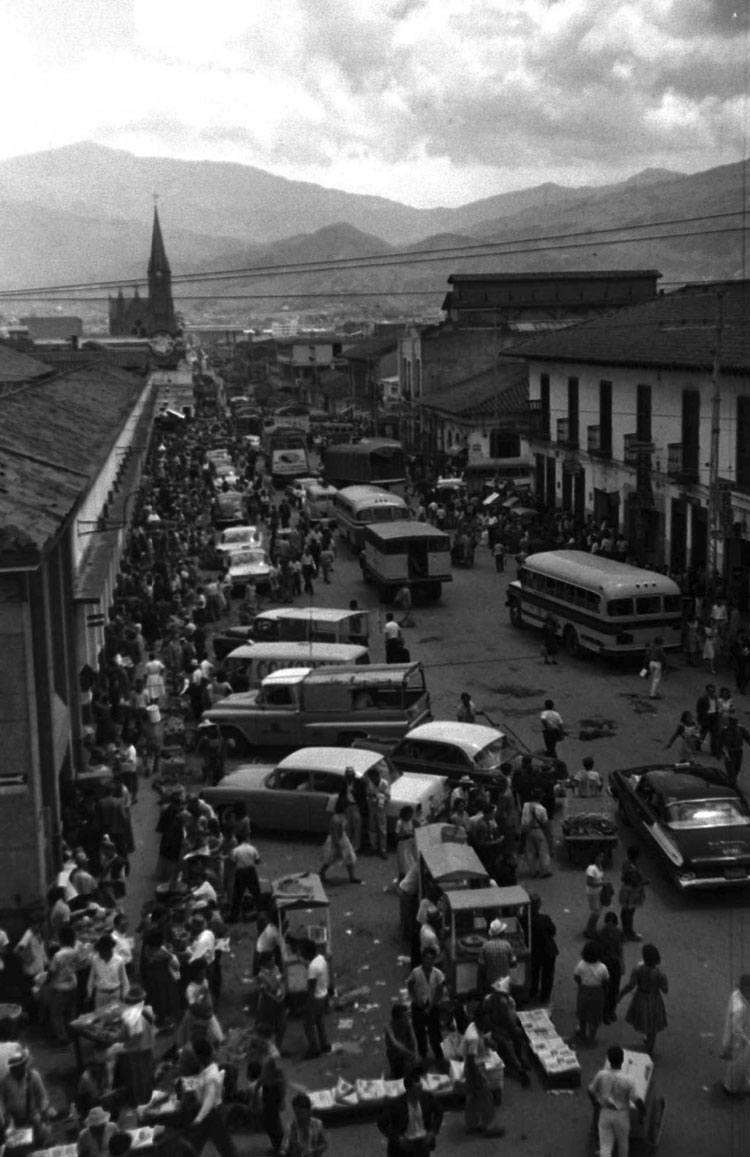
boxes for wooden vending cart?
[443,884,532,999]
[270,872,332,1006]
[415,824,490,900]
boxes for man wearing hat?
[449,775,474,813]
[481,977,531,1088]
[0,1046,52,1147]
[76,1105,117,1157]
[477,920,516,993]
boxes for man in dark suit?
[378,1067,444,1156]
[696,683,720,755]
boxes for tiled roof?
[342,334,401,361]
[420,360,528,418]
[505,280,750,374]
[0,364,145,557]
[0,342,53,383]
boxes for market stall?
[443,884,532,998]
[270,873,331,1004]
[415,825,490,900]
[517,1008,581,1087]
[560,793,618,866]
[69,1003,128,1072]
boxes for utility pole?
[706,291,724,603]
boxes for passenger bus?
[362,522,453,602]
[333,485,411,550]
[506,550,683,659]
[263,426,310,484]
[324,439,406,490]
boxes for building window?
[738,397,750,489]
[636,385,652,443]
[489,431,521,458]
[599,380,612,456]
[567,377,579,446]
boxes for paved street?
[117,534,750,1157]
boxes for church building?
[108,206,177,338]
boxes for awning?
[502,496,519,509]
[483,493,501,506]
[510,506,537,519]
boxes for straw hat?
[489,919,507,937]
[85,1107,111,1127]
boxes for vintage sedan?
[227,547,273,593]
[359,721,509,786]
[201,746,448,836]
[216,525,263,559]
[609,762,750,889]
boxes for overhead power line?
[0,208,746,301]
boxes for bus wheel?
[509,600,524,629]
[563,625,580,657]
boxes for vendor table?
[560,794,618,866]
[517,1008,581,1087]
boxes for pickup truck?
[201,661,431,755]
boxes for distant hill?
[0,142,745,319]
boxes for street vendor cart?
[270,872,332,1006]
[561,792,618,866]
[415,824,490,900]
[443,884,532,999]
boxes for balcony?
[623,433,655,466]
[667,442,699,483]
[587,425,612,459]
[557,417,579,448]
[522,399,550,439]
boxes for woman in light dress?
[721,974,750,1096]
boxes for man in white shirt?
[384,614,402,663]
[229,838,261,923]
[189,1038,236,1157]
[407,947,446,1065]
[540,699,564,758]
[585,852,606,939]
[301,940,331,1059]
[111,914,133,968]
[588,1044,644,1157]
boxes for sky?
[1,0,749,208]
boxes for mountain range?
[0,142,747,321]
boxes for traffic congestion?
[2,398,750,1157]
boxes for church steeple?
[147,204,177,335]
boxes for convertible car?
[609,762,750,890]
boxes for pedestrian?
[540,699,564,758]
[720,973,750,1096]
[300,549,316,596]
[407,947,446,1066]
[365,763,390,859]
[189,1038,237,1157]
[396,584,415,628]
[228,833,261,922]
[642,636,667,699]
[720,707,750,784]
[618,942,669,1056]
[300,939,331,1060]
[281,1091,327,1157]
[664,710,702,761]
[395,806,417,881]
[492,540,505,573]
[696,683,721,755]
[335,765,365,851]
[46,925,81,1046]
[528,893,559,1005]
[456,691,478,723]
[384,613,403,663]
[520,790,553,878]
[255,952,287,1052]
[88,934,129,1009]
[683,615,701,667]
[319,546,334,585]
[319,799,362,885]
[541,614,559,665]
[573,941,609,1045]
[584,851,607,939]
[702,622,717,675]
[384,1002,419,1079]
[595,912,625,1024]
[733,632,750,694]
[482,976,531,1087]
[477,919,516,992]
[619,846,647,941]
[76,1106,116,1157]
[144,652,166,705]
[461,1008,505,1137]
[249,1022,286,1157]
[377,1066,444,1157]
[588,1044,645,1157]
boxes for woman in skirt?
[618,942,668,1055]
[320,800,362,885]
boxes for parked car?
[213,625,256,664]
[227,547,273,593]
[609,762,750,889]
[201,746,448,836]
[213,491,245,528]
[223,641,370,692]
[216,525,263,560]
[202,662,431,755]
[363,721,510,785]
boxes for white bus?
[362,522,453,602]
[506,550,683,659]
[333,485,411,550]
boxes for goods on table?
[31,1146,77,1157]
[561,814,617,838]
[309,1090,336,1111]
[70,1004,126,1045]
[518,1009,580,1084]
[129,1129,160,1151]
[356,1078,386,1103]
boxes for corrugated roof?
[0,364,145,557]
[447,270,662,284]
[420,360,528,419]
[0,342,53,383]
[504,280,750,373]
